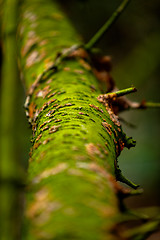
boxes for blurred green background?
[59,0,160,208]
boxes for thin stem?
[85,0,132,50]
[124,219,160,239]
[128,101,160,110]
[0,0,22,239]
[144,102,160,108]
[113,87,137,97]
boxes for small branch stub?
[112,87,137,98]
[115,166,140,189]
[98,87,137,103]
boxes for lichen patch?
[73,69,84,74]
[49,125,61,134]
[47,92,57,99]
[97,94,121,127]
[21,36,39,56]
[89,104,103,113]
[106,105,121,127]
[26,51,40,68]
[28,102,36,120]
[32,163,68,184]
[41,125,49,132]
[33,142,41,150]
[35,134,42,142]
[67,168,83,177]
[86,143,101,156]
[102,122,112,136]
[26,187,62,225]
[39,39,48,46]
[36,85,51,99]
[24,11,37,22]
[79,59,91,70]
[63,67,71,71]
[46,109,55,117]
[86,143,104,159]
[42,138,52,145]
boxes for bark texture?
[17,0,136,239]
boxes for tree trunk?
[17,0,137,239]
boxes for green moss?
[17,0,132,239]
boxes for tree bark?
[17,0,136,239]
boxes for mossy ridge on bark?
[18,0,133,239]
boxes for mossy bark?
[17,0,134,239]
